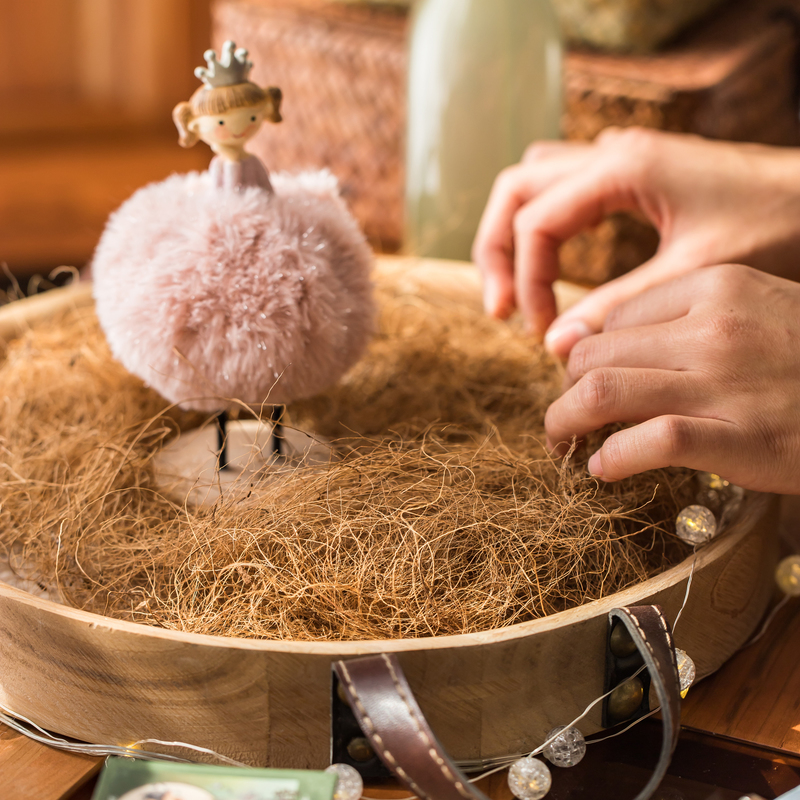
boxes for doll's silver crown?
[195,41,253,88]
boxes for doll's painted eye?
[218,120,224,126]
[251,115,257,122]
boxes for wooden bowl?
[0,257,779,768]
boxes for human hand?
[543,264,800,494]
[472,128,800,357]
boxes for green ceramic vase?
[405,0,563,261]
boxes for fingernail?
[544,319,593,356]
[483,280,501,316]
[588,451,604,478]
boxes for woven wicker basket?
[215,0,408,250]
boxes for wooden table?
[4,495,800,800]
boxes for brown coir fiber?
[0,276,694,639]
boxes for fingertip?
[483,278,516,319]
[483,279,500,316]
[523,315,543,337]
[544,319,593,357]
[520,291,558,337]
[498,292,518,320]
[588,450,609,480]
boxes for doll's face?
[190,104,266,149]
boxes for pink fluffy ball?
[92,170,375,413]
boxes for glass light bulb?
[325,763,363,800]
[543,726,586,768]
[508,756,552,800]
[675,648,696,698]
[695,473,743,530]
[775,555,800,597]
[676,505,717,546]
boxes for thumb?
[544,248,696,357]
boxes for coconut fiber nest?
[0,267,696,640]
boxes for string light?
[675,505,717,546]
[542,726,586,768]
[507,757,552,800]
[675,649,696,699]
[696,473,743,529]
[325,764,363,800]
[775,555,800,597]
[0,703,248,767]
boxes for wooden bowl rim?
[0,271,771,655]
[0,492,768,657]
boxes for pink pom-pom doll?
[92,41,375,471]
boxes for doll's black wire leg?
[216,410,229,470]
[271,405,284,457]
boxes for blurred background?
[0,0,212,291]
[2,0,800,295]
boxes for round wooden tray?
[0,257,779,769]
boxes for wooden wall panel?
[0,0,211,136]
[0,0,212,275]
[0,1,79,96]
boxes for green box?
[91,757,337,800]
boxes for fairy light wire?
[672,553,698,633]
[0,702,247,767]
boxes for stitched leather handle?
[334,653,489,800]
[333,604,680,800]
[608,605,681,800]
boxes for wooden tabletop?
[4,495,800,800]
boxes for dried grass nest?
[0,270,696,640]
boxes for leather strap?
[333,603,680,800]
[334,653,490,800]
[608,606,681,800]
